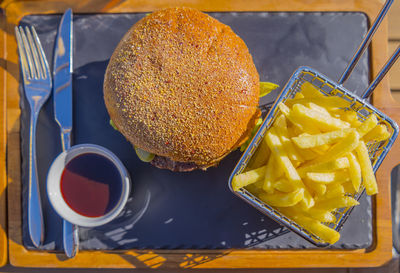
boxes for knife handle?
[59,129,79,257]
[61,129,71,152]
[28,113,45,247]
[63,220,79,258]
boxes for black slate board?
[19,12,372,251]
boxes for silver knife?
[53,8,79,258]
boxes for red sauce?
[60,153,122,217]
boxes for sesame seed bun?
[104,7,260,170]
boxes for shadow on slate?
[19,12,372,251]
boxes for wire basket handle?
[361,45,400,99]
[338,0,393,86]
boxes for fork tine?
[15,27,30,81]
[25,26,43,79]
[19,26,36,79]
[31,27,49,80]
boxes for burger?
[104,7,264,172]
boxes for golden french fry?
[299,189,315,210]
[279,103,321,134]
[357,114,378,138]
[292,128,353,148]
[292,104,350,132]
[246,136,270,170]
[347,152,361,192]
[311,144,331,155]
[287,123,305,138]
[306,130,359,166]
[340,110,362,128]
[265,127,303,186]
[301,207,336,223]
[245,180,264,195]
[315,196,359,210]
[355,141,378,195]
[273,178,297,193]
[273,114,304,164]
[279,207,340,244]
[306,170,350,184]
[363,124,391,142]
[232,166,266,191]
[299,81,324,98]
[296,147,319,161]
[324,183,345,199]
[304,179,326,196]
[300,217,340,244]
[307,102,332,117]
[293,92,305,100]
[263,155,276,193]
[342,181,357,195]
[297,157,349,177]
[259,188,304,207]
[286,97,350,109]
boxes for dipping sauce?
[60,153,122,217]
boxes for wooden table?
[389,0,400,100]
[1,0,400,269]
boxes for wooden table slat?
[389,0,400,40]
[0,6,8,268]
[388,41,400,90]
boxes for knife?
[53,8,79,258]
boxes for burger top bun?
[104,7,260,167]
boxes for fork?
[15,26,51,248]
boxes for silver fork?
[15,26,51,248]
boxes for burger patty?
[150,155,199,172]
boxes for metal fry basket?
[228,66,399,246]
[228,0,400,246]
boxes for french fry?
[311,144,330,155]
[299,217,340,244]
[340,110,362,127]
[265,127,302,186]
[292,104,350,132]
[292,128,353,148]
[363,124,391,142]
[279,207,340,244]
[324,183,345,199]
[299,81,324,98]
[286,97,350,109]
[315,196,359,210]
[259,188,304,207]
[347,152,361,192]
[299,189,315,209]
[357,114,378,138]
[279,103,321,134]
[232,166,266,191]
[342,181,356,195]
[273,114,304,164]
[245,180,264,195]
[355,141,378,195]
[304,179,326,196]
[306,170,350,184]
[301,207,336,223]
[273,178,297,193]
[307,102,332,117]
[263,155,276,193]
[297,157,349,177]
[296,147,319,161]
[293,92,305,100]
[246,136,270,170]
[306,130,359,166]
[287,123,303,138]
